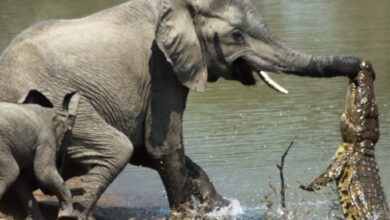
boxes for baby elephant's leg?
[0,151,19,200]
[13,175,44,220]
[33,144,76,219]
[0,151,20,218]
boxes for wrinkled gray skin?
[0,90,80,220]
[0,0,362,218]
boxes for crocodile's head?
[340,61,379,143]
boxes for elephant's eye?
[232,29,244,44]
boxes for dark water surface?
[0,0,389,219]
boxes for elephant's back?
[0,0,158,142]
[0,103,44,133]
[34,18,153,138]
[0,20,54,102]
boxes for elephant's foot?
[57,199,77,220]
[72,197,97,220]
[189,182,230,213]
[58,209,79,220]
[70,183,99,220]
[185,157,230,212]
[169,177,232,220]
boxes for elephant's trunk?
[273,41,362,79]
[242,39,362,90]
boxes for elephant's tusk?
[257,71,289,94]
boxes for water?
[0,0,389,219]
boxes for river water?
[0,0,389,219]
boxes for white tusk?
[257,71,289,94]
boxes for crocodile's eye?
[232,29,244,44]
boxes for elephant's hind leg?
[13,175,44,220]
[64,102,134,219]
[0,149,22,219]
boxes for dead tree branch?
[276,141,293,208]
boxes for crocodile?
[301,61,390,220]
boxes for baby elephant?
[0,90,80,219]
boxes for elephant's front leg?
[145,64,229,212]
[33,143,76,219]
[144,75,196,209]
[130,148,229,210]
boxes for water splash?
[91,196,344,220]
[205,199,244,219]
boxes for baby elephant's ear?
[18,90,54,108]
[62,91,81,117]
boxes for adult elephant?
[0,0,361,218]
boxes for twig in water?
[276,141,293,208]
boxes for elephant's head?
[156,0,361,92]
[18,90,80,150]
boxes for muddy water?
[0,0,389,219]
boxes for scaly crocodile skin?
[301,61,390,220]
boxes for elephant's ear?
[62,91,80,117]
[18,90,54,108]
[156,0,208,92]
